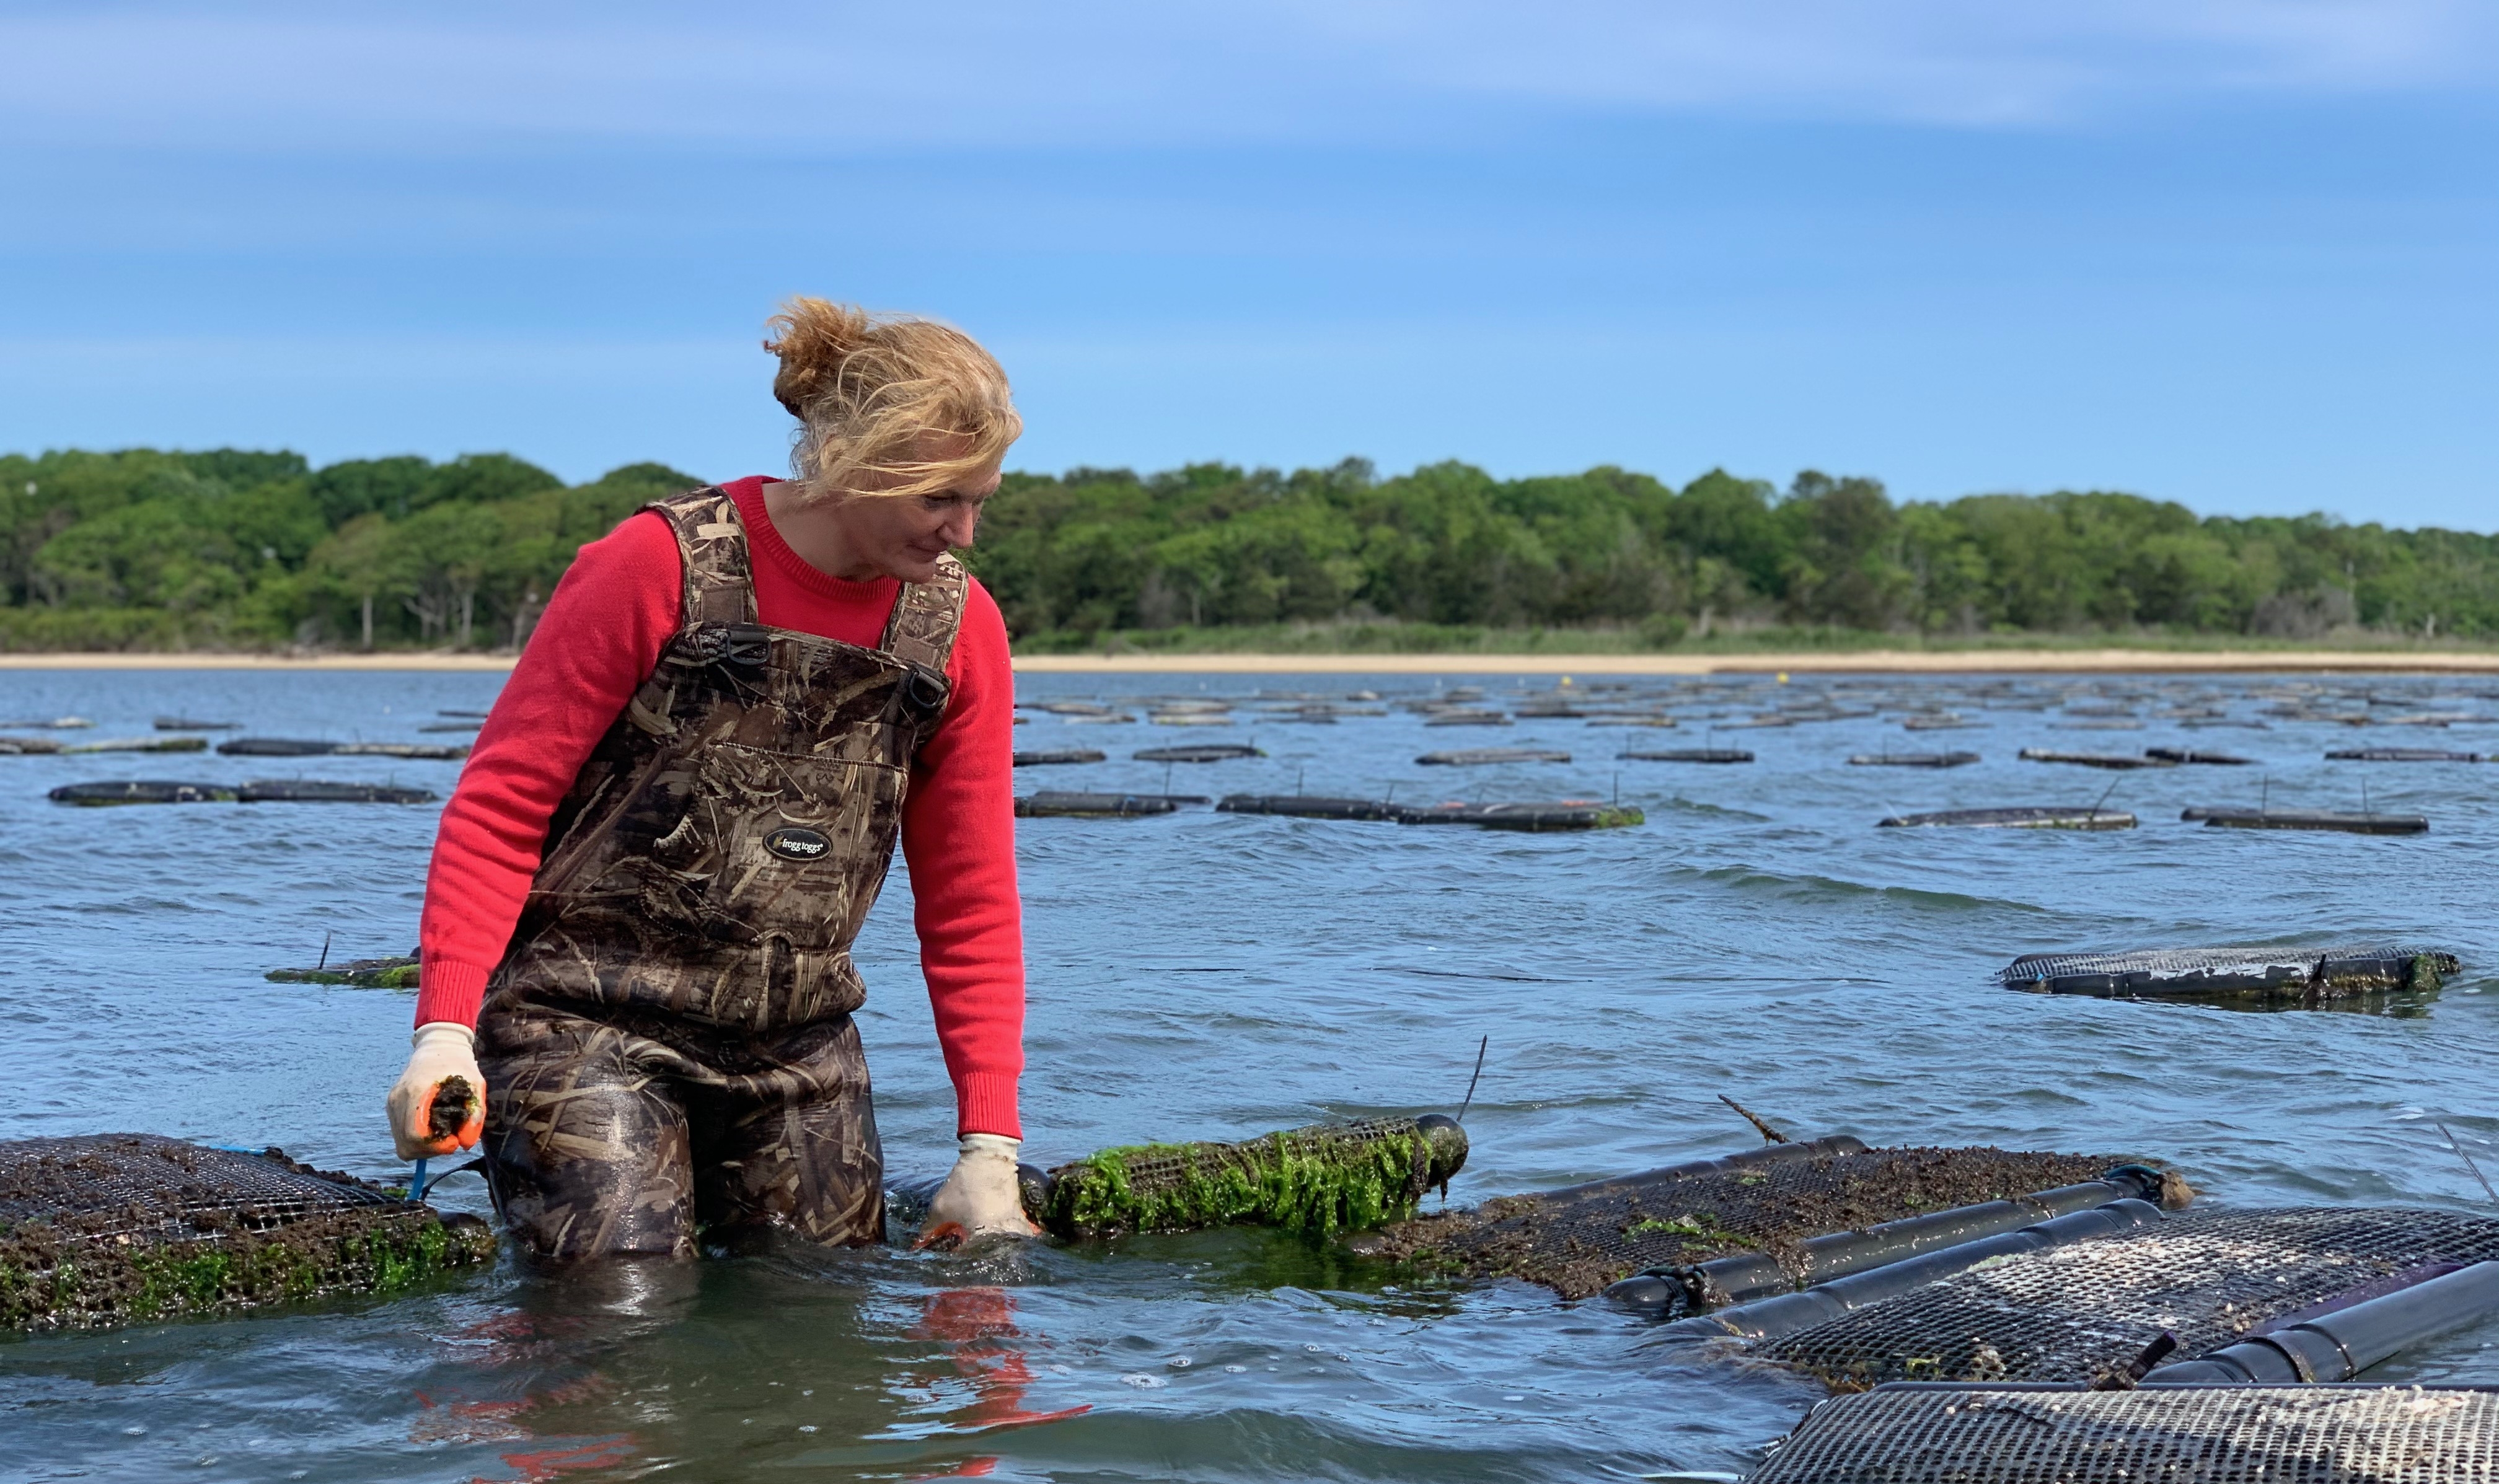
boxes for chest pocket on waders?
[643,657,950,951]
[648,744,908,950]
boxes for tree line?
[0,449,698,651]
[2,446,2490,651]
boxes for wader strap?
[879,555,968,678]
[648,487,761,628]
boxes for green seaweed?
[1,1210,496,1330]
[265,960,420,989]
[1044,1123,1448,1242]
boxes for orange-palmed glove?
[386,1022,487,1161]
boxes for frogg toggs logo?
[765,827,831,861]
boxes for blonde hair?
[764,298,1021,501]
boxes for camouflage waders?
[476,488,965,1262]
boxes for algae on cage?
[0,1206,496,1330]
[1044,1125,1445,1241]
[266,957,421,988]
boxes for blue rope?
[409,1158,431,1202]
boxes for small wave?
[1651,796,1772,822]
[1684,863,2053,916]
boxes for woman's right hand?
[386,1022,487,1161]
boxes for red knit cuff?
[953,1073,1022,1141]
[413,957,492,1029]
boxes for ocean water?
[4,665,2498,1483]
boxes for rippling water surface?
[6,665,2499,1482]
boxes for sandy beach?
[4,648,2497,675]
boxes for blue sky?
[1,1,2492,527]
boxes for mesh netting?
[0,1133,496,1330]
[1753,1206,2499,1390]
[2001,946,2457,999]
[1041,1117,1468,1242]
[1362,1146,2123,1300]
[1748,1385,2499,1484]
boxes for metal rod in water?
[1719,1094,1791,1144]
[409,1157,430,1202]
[316,931,332,972]
[1457,1035,1489,1123]
[2436,1120,2499,1205]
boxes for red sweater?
[415,476,1023,1139]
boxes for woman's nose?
[941,507,980,548]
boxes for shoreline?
[5,648,2499,675]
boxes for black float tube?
[1645,1198,2167,1343]
[2146,1260,2499,1383]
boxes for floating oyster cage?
[1684,1205,2499,1392]
[1011,749,1106,766]
[1415,748,1571,766]
[1747,1384,2499,1484]
[0,1133,495,1330]
[216,738,467,759]
[1131,744,1264,763]
[1395,800,1644,832]
[59,736,209,755]
[2018,748,2176,770]
[1015,791,1186,817]
[267,955,421,988]
[1030,1116,1471,1242]
[2146,746,2254,765]
[2326,747,2483,763]
[1847,751,1980,768]
[49,779,439,807]
[1217,794,1407,822]
[1879,806,2135,830]
[1623,748,1755,763]
[1360,1139,2170,1304]
[2187,807,2430,835]
[2001,945,2457,1000]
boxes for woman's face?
[830,437,1002,584]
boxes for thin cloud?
[2,1,2488,152]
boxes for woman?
[385,299,1033,1260]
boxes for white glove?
[919,1133,1041,1247]
[385,1022,487,1162]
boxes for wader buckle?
[701,623,774,672]
[898,663,952,722]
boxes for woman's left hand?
[919,1133,1041,1247]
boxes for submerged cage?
[1037,1117,1470,1241]
[0,1134,496,1331]
[1748,1384,2499,1484]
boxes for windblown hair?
[764,298,1021,502]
